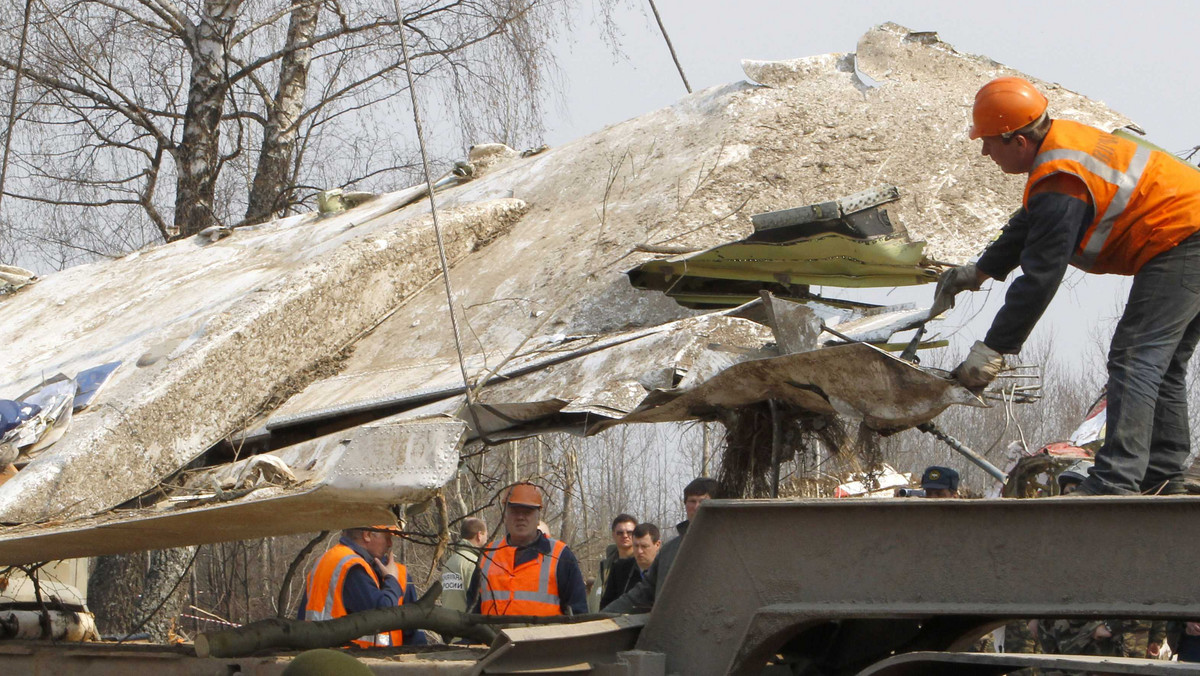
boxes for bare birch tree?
[0,0,570,265]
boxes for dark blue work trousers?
[1085,231,1200,494]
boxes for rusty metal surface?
[471,616,646,675]
[0,642,482,675]
[857,651,1200,675]
[636,497,1200,675]
[0,418,465,565]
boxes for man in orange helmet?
[937,76,1200,496]
[297,524,426,647]
[466,482,588,616]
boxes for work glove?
[952,341,1004,391]
[930,263,983,317]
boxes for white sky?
[542,0,1200,372]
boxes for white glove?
[930,263,983,317]
[952,341,1004,390]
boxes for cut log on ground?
[0,609,98,641]
[195,583,620,658]
[196,604,497,657]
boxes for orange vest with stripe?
[303,543,406,648]
[1023,119,1200,275]
[478,536,566,616]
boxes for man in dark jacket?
[939,76,1200,496]
[603,478,720,613]
[591,513,636,611]
[600,523,660,608]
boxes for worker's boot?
[1141,479,1188,496]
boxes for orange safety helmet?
[504,482,543,509]
[968,77,1048,140]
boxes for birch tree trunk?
[88,553,146,636]
[244,0,319,225]
[136,546,196,642]
[172,0,243,237]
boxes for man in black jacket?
[603,478,720,613]
[599,523,660,608]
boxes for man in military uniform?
[1119,619,1167,660]
[440,517,487,613]
[1038,619,1123,675]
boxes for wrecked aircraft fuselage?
[0,22,1130,563]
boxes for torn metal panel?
[258,305,974,451]
[264,323,683,432]
[356,315,980,444]
[71,361,121,411]
[820,304,932,345]
[0,417,465,565]
[749,184,901,240]
[471,616,646,675]
[622,342,981,431]
[0,198,525,524]
[2,379,74,458]
[758,292,822,354]
[627,232,936,311]
[0,265,36,296]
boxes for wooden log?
[195,604,497,658]
[0,609,98,641]
[196,579,620,659]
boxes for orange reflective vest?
[478,536,567,616]
[302,543,406,648]
[1024,119,1200,275]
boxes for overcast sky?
[547,1,1199,153]
[541,0,1200,373]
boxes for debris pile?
[0,23,1134,562]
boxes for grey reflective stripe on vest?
[1031,145,1152,269]
[359,632,389,646]
[304,554,361,622]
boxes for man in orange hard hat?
[937,76,1200,496]
[297,524,426,646]
[466,482,588,616]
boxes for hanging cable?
[0,0,35,213]
[390,2,481,418]
[646,0,691,94]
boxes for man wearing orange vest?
[466,482,588,616]
[297,524,426,647]
[937,77,1200,496]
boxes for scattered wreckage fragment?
[0,362,122,468]
[0,266,36,296]
[627,185,937,309]
[255,301,979,452]
[0,417,465,565]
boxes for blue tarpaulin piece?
[73,361,121,411]
[0,399,40,436]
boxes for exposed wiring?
[391,0,494,445]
